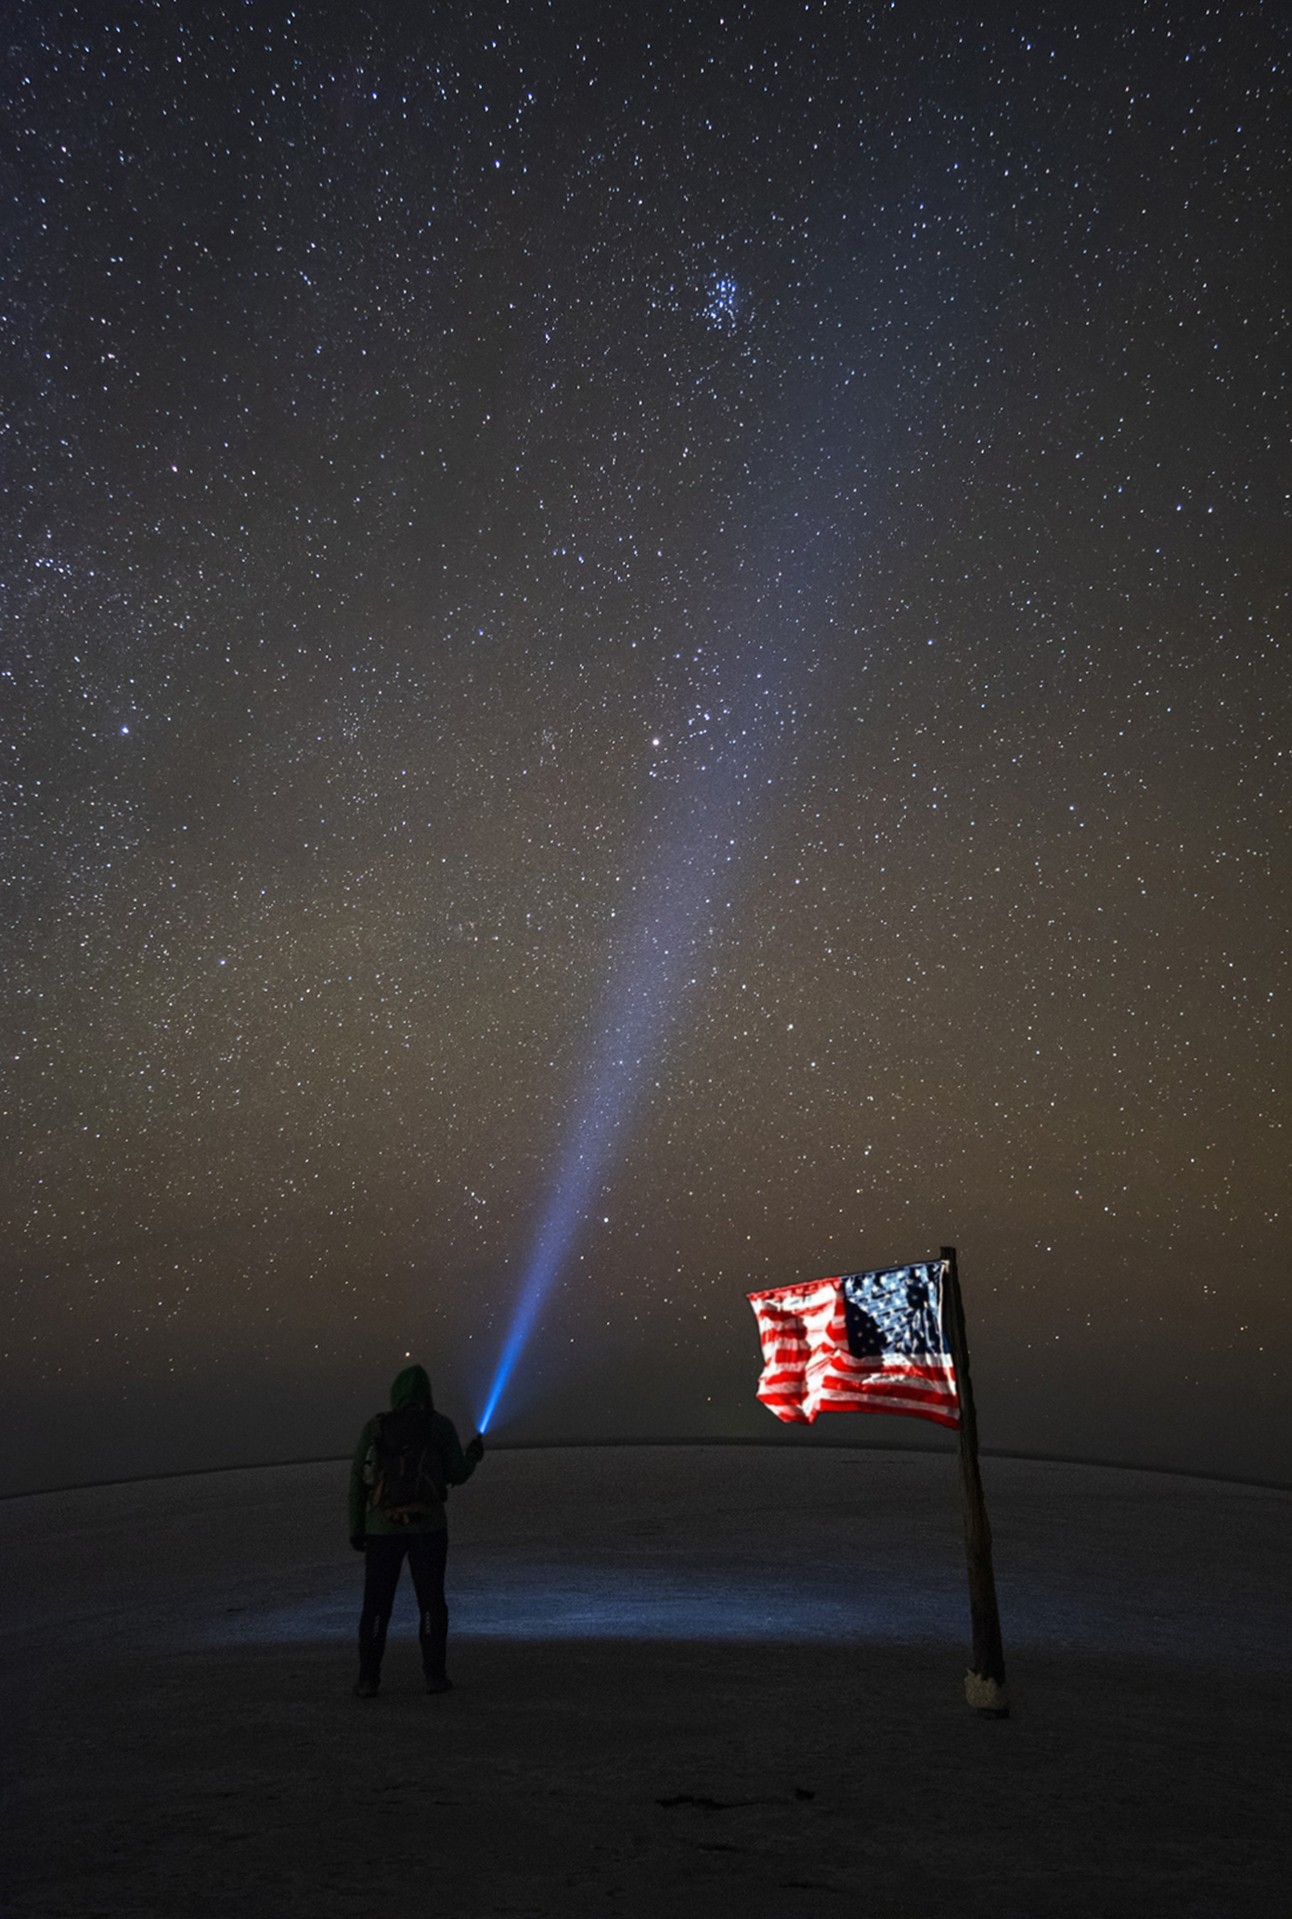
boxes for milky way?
[3,1,1288,1489]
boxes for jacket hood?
[390,1364,433,1411]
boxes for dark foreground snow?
[2,1445,1289,1917]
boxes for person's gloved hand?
[465,1435,485,1463]
[350,1534,367,1552]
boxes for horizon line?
[2,1435,1288,1501]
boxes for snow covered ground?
[3,1445,1289,1916]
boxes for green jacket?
[348,1364,478,1539]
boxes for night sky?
[5,1,1288,1494]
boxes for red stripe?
[759,1382,960,1424]
[814,1383,958,1404]
[817,1374,956,1404]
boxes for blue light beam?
[478,304,892,1431]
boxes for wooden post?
[940,1245,1010,1716]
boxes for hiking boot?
[424,1674,453,1695]
[352,1678,380,1698]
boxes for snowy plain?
[3,1444,1289,1917]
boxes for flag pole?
[940,1245,1009,1717]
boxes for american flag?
[748,1261,960,1429]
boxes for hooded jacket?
[348,1365,478,1539]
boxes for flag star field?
[3,0,1287,1490]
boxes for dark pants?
[358,1530,449,1686]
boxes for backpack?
[363,1407,447,1524]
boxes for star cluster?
[3,0,1288,1488]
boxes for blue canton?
[842,1264,948,1360]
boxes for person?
[348,1363,484,1697]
